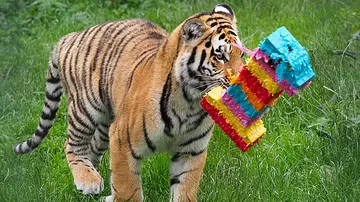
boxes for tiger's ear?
[182,18,206,43]
[212,4,235,21]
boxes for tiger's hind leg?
[65,140,104,195]
[65,101,108,195]
[89,123,110,170]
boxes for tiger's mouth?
[199,66,241,94]
[197,74,230,94]
[219,77,230,88]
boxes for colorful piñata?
[200,26,315,152]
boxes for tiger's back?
[58,19,168,119]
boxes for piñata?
[200,26,315,152]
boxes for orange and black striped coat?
[14,4,244,202]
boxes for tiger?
[13,4,244,202]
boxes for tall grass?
[1,0,359,201]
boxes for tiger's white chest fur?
[133,83,214,158]
[166,88,214,153]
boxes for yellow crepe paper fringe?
[246,59,282,95]
[204,86,266,145]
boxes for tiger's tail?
[13,51,63,154]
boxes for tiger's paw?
[100,195,114,202]
[72,165,104,195]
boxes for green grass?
[1,0,360,201]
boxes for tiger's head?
[174,4,244,100]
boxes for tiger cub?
[14,4,244,202]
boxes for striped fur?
[14,4,244,201]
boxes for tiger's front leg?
[105,121,143,202]
[170,150,208,202]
